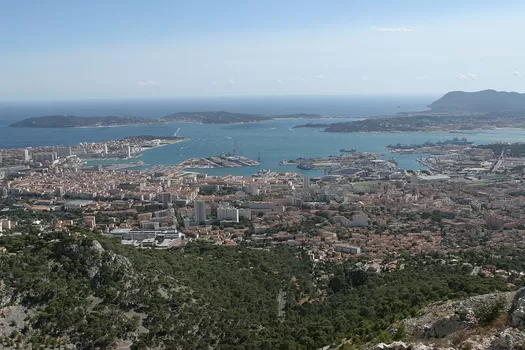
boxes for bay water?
[1,95,524,177]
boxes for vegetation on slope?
[9,115,155,128]
[0,229,513,349]
[10,112,322,128]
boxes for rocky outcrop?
[402,293,513,339]
[510,287,525,328]
[365,291,525,350]
[370,341,454,350]
[490,328,525,349]
[412,313,472,338]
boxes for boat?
[297,163,315,170]
[279,159,296,165]
[339,148,357,153]
[252,169,271,177]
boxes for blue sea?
[2,95,525,177]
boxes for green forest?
[0,230,513,349]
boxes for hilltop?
[428,90,525,113]
[9,112,322,128]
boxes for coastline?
[10,116,349,129]
[82,138,188,162]
[315,127,525,134]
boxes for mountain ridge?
[428,89,525,113]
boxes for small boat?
[339,148,357,153]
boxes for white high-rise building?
[194,200,206,224]
[303,176,310,188]
[217,206,239,222]
[23,149,30,162]
[127,145,132,158]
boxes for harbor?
[179,154,261,168]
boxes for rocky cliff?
[366,289,525,350]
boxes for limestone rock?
[510,287,525,329]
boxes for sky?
[1,0,525,101]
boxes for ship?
[339,148,357,153]
[252,169,271,177]
[297,163,315,170]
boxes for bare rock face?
[363,292,525,350]
[423,314,469,338]
[402,293,515,340]
[491,328,525,349]
[510,288,525,329]
[370,342,454,350]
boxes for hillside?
[318,113,525,133]
[362,289,525,350]
[9,115,157,128]
[10,112,322,128]
[428,90,525,113]
[0,228,514,349]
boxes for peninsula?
[160,111,321,124]
[293,90,525,133]
[9,115,158,128]
[428,89,525,113]
[10,111,324,128]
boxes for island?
[179,153,260,168]
[10,111,326,128]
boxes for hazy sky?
[2,0,525,101]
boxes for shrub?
[393,323,406,341]
[461,342,474,350]
[474,296,507,326]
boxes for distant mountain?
[9,115,156,128]
[429,89,525,113]
[10,112,323,128]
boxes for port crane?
[173,128,180,137]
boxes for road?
[491,149,506,173]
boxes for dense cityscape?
[2,136,525,266]
[2,119,525,348]
[5,1,525,348]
